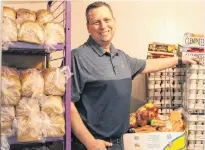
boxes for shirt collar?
[87,36,118,57]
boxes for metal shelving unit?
[1,1,71,150]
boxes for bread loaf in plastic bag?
[16,8,36,28]
[1,121,13,137]
[40,96,64,116]
[20,69,44,97]
[42,68,66,96]
[2,17,17,50]
[44,22,65,52]
[36,9,54,26]
[17,115,43,142]
[18,20,44,44]
[41,113,65,137]
[1,66,21,105]
[3,6,16,20]
[1,106,15,122]
[16,97,40,117]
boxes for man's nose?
[100,21,107,29]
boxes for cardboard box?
[123,131,186,150]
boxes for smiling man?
[71,1,200,150]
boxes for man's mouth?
[100,30,110,35]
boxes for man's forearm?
[71,102,95,147]
[142,57,178,74]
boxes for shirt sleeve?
[125,53,146,79]
[71,50,87,102]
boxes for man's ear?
[87,23,90,33]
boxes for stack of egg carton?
[181,32,205,150]
[148,66,185,116]
[183,64,205,150]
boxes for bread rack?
[0,1,71,150]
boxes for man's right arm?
[71,102,112,150]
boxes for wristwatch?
[178,57,183,67]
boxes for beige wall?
[71,1,205,112]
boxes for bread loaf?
[17,116,42,142]
[1,66,21,105]
[17,8,36,27]
[3,6,16,20]
[1,121,13,136]
[44,22,65,44]
[16,97,40,117]
[20,69,44,97]
[1,106,15,121]
[42,68,66,96]
[18,20,44,44]
[40,96,64,116]
[36,9,54,26]
[42,114,65,137]
[2,17,17,42]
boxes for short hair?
[86,1,114,24]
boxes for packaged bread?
[18,20,44,44]
[1,121,13,136]
[3,6,16,20]
[44,22,65,44]
[42,68,66,96]
[159,111,185,132]
[2,17,17,43]
[36,9,54,26]
[40,96,64,116]
[20,69,44,97]
[42,114,65,137]
[16,8,36,27]
[1,66,21,105]
[17,115,42,142]
[1,106,15,122]
[16,97,40,117]
[2,66,19,77]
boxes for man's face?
[87,6,116,47]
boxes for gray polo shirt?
[71,36,146,138]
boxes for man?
[71,1,200,150]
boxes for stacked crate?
[148,67,185,116]
[181,33,205,150]
[147,43,184,116]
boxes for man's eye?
[105,19,110,22]
[93,21,99,25]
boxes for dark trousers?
[71,136,124,150]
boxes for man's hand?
[86,139,112,150]
[181,56,203,65]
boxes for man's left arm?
[141,56,201,74]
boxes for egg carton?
[186,121,205,131]
[188,64,205,70]
[187,140,204,150]
[183,111,205,121]
[158,108,174,115]
[188,131,204,140]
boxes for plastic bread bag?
[16,8,36,29]
[1,121,13,137]
[1,106,15,122]
[41,67,71,96]
[16,97,41,117]
[1,136,10,150]
[3,6,16,20]
[41,113,65,138]
[18,20,44,44]
[20,69,44,98]
[36,9,54,26]
[43,22,65,53]
[40,96,65,116]
[16,114,43,143]
[2,17,17,50]
[1,66,21,105]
